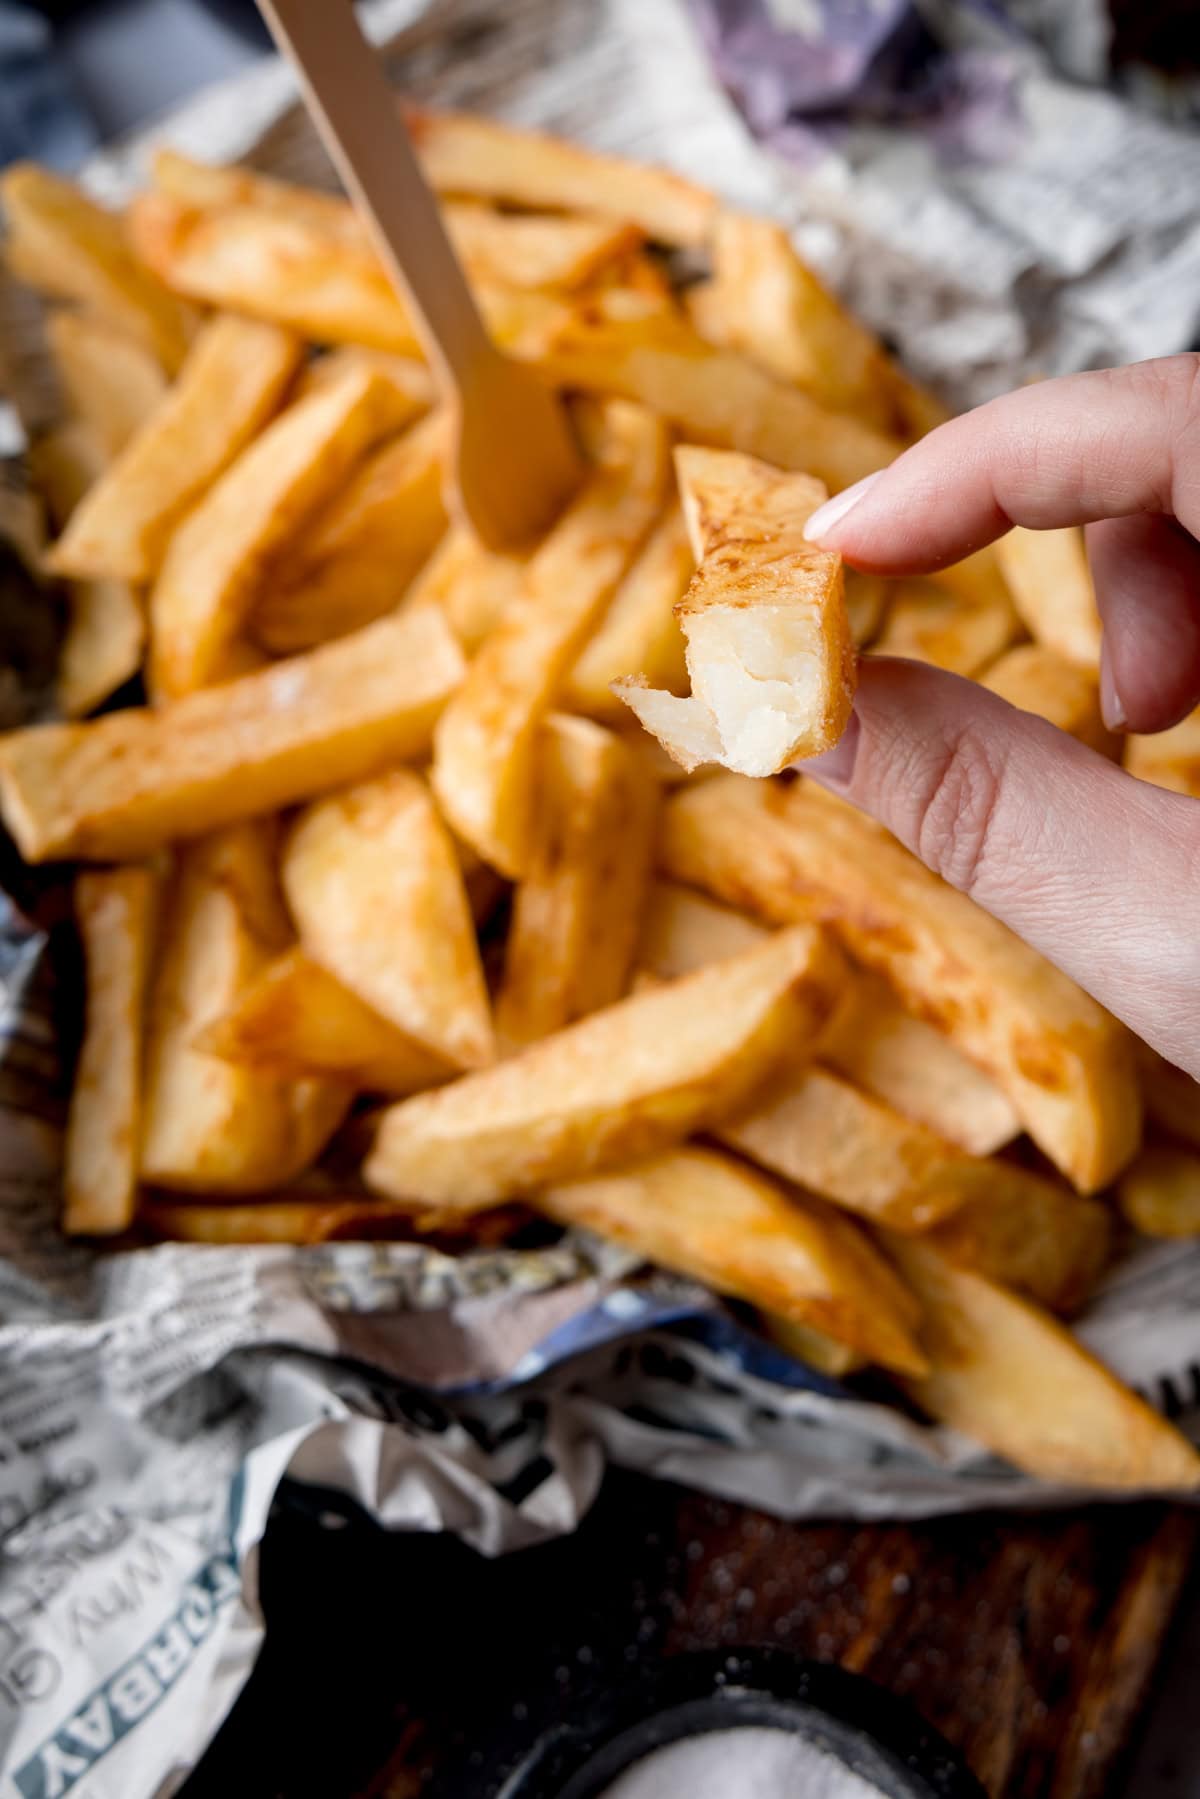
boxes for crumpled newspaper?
[688,0,1200,401]
[1,2,1200,1794]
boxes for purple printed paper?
[690,0,1023,162]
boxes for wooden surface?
[183,1471,1197,1799]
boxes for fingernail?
[800,711,861,791]
[1100,652,1127,732]
[803,471,885,544]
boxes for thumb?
[804,658,1200,1076]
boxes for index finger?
[803,353,1200,572]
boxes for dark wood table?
[183,1471,1197,1798]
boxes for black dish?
[430,1648,988,1799]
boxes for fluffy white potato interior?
[686,608,822,774]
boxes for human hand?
[800,354,1200,1079]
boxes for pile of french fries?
[2,108,1199,1494]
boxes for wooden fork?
[256,0,583,551]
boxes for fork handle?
[256,0,494,389]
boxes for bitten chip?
[613,446,855,775]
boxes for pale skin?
[800,353,1200,1080]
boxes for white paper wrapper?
[0,3,1199,1794]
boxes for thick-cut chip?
[922,546,1016,614]
[981,643,1118,757]
[28,418,104,527]
[844,572,888,647]
[496,714,658,1049]
[993,525,1101,672]
[128,190,419,352]
[55,571,144,720]
[63,865,158,1235]
[1117,1146,1200,1238]
[537,1146,926,1376]
[405,106,716,248]
[821,973,1021,1158]
[639,885,1020,1157]
[151,148,357,232]
[199,946,452,1095]
[0,602,463,862]
[637,880,768,975]
[887,1238,1200,1490]
[613,447,854,775]
[128,191,564,357]
[530,291,900,494]
[445,200,643,291]
[150,149,643,291]
[720,1064,1047,1234]
[1,163,195,372]
[661,776,1141,1191]
[283,770,493,1071]
[762,1316,864,1379]
[253,410,449,651]
[563,504,692,721]
[432,403,669,877]
[704,211,896,431]
[365,925,846,1212]
[29,423,144,718]
[616,726,719,789]
[1125,706,1200,797]
[995,525,1101,667]
[294,346,434,413]
[139,1194,427,1245]
[873,579,1018,677]
[150,362,405,696]
[138,1201,394,1244]
[45,311,168,458]
[405,523,526,655]
[692,214,949,444]
[1139,1045,1200,1149]
[140,825,348,1191]
[684,280,731,351]
[48,314,304,585]
[921,1179,1111,1314]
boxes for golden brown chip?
[405,105,716,248]
[980,643,1118,757]
[661,775,1141,1192]
[529,290,899,494]
[365,925,846,1212]
[48,313,303,585]
[496,713,658,1048]
[149,360,406,696]
[538,1145,927,1376]
[873,578,1018,677]
[563,503,692,721]
[254,410,450,651]
[63,865,159,1235]
[29,423,145,718]
[1118,1145,1200,1238]
[432,402,669,877]
[2,162,196,371]
[613,447,854,775]
[1125,707,1200,798]
[283,770,494,1070]
[888,1238,1200,1490]
[140,825,348,1192]
[720,1064,1047,1235]
[45,311,168,458]
[199,946,453,1095]
[995,525,1101,667]
[0,603,463,862]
